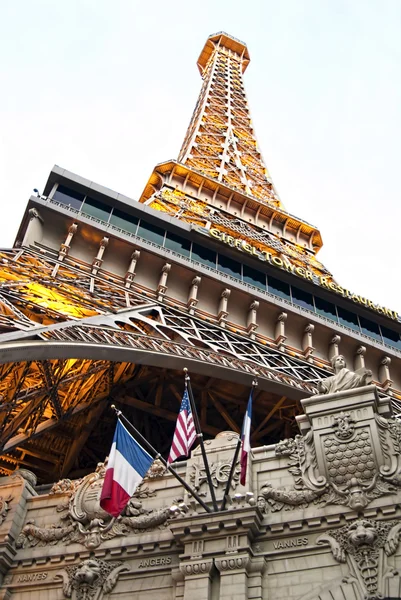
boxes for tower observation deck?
[0,33,399,482]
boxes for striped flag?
[240,389,253,485]
[100,419,153,517]
[168,388,197,464]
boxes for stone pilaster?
[215,554,249,600]
[179,559,214,600]
[274,312,287,350]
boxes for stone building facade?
[1,382,401,599]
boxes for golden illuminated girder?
[149,188,332,278]
[179,32,282,209]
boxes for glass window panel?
[381,325,401,350]
[165,231,191,257]
[137,220,165,246]
[53,185,84,210]
[291,286,314,311]
[81,196,111,222]
[315,296,337,321]
[338,306,360,331]
[109,208,138,234]
[243,264,266,290]
[359,316,382,342]
[191,243,217,269]
[217,254,241,279]
[268,275,291,302]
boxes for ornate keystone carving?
[332,411,355,440]
[317,355,373,394]
[317,518,401,599]
[58,558,129,600]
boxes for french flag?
[100,419,153,517]
[240,389,253,486]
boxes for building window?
[217,254,242,279]
[359,316,382,342]
[137,220,165,246]
[53,185,84,210]
[164,232,191,257]
[268,275,291,302]
[381,326,401,350]
[191,243,217,269]
[81,197,111,222]
[337,306,360,332]
[315,296,337,321]
[291,286,314,311]
[243,264,267,290]
[109,208,138,234]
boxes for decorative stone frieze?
[57,558,129,600]
[16,463,177,550]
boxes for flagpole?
[220,379,257,512]
[184,369,219,512]
[110,405,212,514]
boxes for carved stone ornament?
[57,558,129,600]
[317,518,401,599]
[0,495,12,525]
[16,462,180,550]
[191,459,240,493]
[317,354,373,394]
[257,407,401,513]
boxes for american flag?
[168,388,197,464]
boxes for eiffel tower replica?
[1,32,400,483]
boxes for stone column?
[218,289,231,327]
[157,263,171,301]
[246,300,259,339]
[52,223,78,277]
[328,334,341,360]
[180,559,214,600]
[215,554,249,600]
[274,312,287,350]
[187,276,201,315]
[124,249,141,289]
[354,345,366,370]
[379,356,392,391]
[302,323,315,362]
[22,208,44,247]
[247,556,267,600]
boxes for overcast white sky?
[1,0,400,313]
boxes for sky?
[1,0,400,313]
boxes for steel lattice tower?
[179,33,282,208]
[0,32,400,482]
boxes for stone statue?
[317,355,373,394]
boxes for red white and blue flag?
[168,388,197,464]
[240,389,253,486]
[100,419,153,517]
